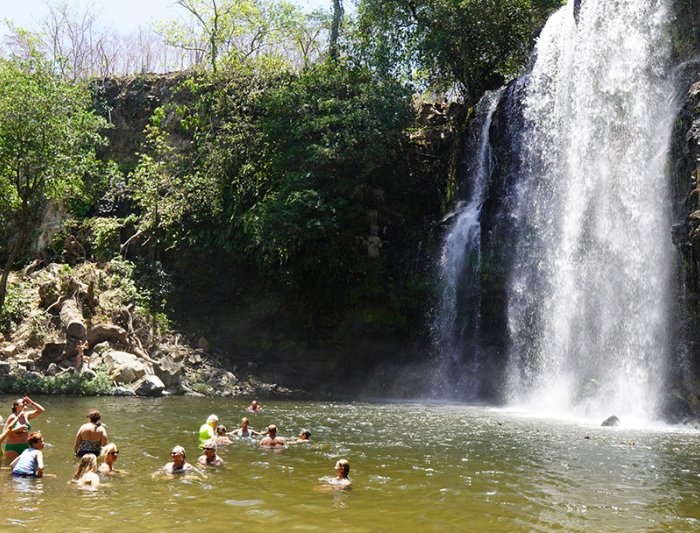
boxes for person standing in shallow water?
[3,396,45,464]
[74,409,108,457]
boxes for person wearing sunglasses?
[99,443,121,475]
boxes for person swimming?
[229,417,262,439]
[259,425,286,447]
[197,441,224,467]
[162,445,195,475]
[70,453,100,488]
[198,415,218,447]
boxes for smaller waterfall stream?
[432,91,502,399]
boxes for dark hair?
[216,425,227,434]
[300,429,311,438]
[11,399,22,414]
[88,409,101,426]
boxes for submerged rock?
[601,415,620,427]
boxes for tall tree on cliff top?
[0,48,106,310]
[160,0,324,72]
[329,0,343,60]
[355,0,565,103]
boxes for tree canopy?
[0,49,107,308]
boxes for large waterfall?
[434,0,679,421]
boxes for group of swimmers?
[1,396,351,488]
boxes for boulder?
[135,375,165,397]
[153,356,183,387]
[86,324,128,346]
[111,366,138,384]
[103,350,151,383]
[601,415,620,427]
[0,344,17,359]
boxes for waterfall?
[505,0,676,419]
[433,0,680,421]
[432,90,502,399]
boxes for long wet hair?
[73,453,97,481]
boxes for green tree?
[0,49,107,310]
[159,0,326,73]
[355,0,566,103]
[246,61,414,302]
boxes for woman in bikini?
[74,409,108,457]
[3,396,45,464]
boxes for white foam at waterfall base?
[505,0,676,422]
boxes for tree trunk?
[329,0,343,61]
[60,298,87,340]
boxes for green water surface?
[0,396,698,532]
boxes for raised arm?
[23,397,45,420]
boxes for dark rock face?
[669,65,700,417]
[92,73,194,168]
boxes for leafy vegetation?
[0,366,114,396]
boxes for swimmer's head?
[241,417,249,426]
[216,425,227,435]
[87,409,101,424]
[28,432,43,447]
[268,424,277,435]
[335,459,350,477]
[203,441,216,452]
[171,445,186,459]
[299,429,311,440]
[206,414,218,426]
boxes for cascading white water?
[432,91,501,398]
[505,0,677,420]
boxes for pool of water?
[0,396,698,531]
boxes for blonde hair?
[100,443,118,458]
[73,453,98,481]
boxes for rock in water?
[601,415,620,427]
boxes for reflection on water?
[0,396,698,532]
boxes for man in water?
[197,441,224,467]
[259,425,286,447]
[162,445,195,474]
[247,400,261,412]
